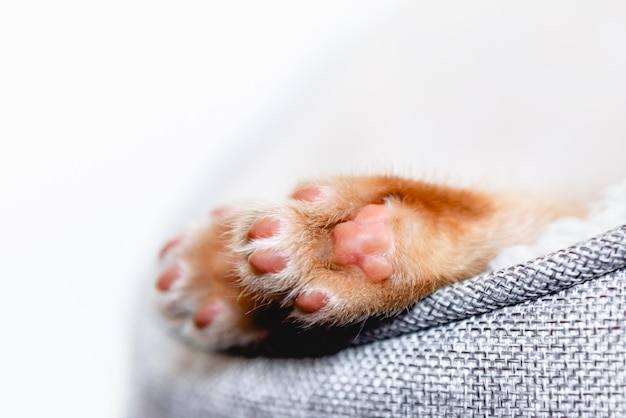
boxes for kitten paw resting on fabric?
[154,175,580,351]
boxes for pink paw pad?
[156,264,183,292]
[291,186,322,202]
[247,217,281,240]
[248,249,288,274]
[332,204,395,282]
[247,217,289,273]
[295,290,330,313]
[193,301,221,329]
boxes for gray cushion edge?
[353,224,626,344]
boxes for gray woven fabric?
[354,224,626,344]
[130,225,626,417]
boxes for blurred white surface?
[0,2,387,417]
[1,1,625,417]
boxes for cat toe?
[155,264,185,291]
[248,249,288,274]
[291,186,323,202]
[295,289,331,313]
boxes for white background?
[2,2,626,417]
[0,2,389,417]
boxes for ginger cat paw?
[154,175,574,351]
[154,209,271,351]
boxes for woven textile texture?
[130,225,626,418]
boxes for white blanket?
[492,180,626,270]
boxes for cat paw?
[153,209,271,351]
[153,175,525,349]
[231,177,431,326]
